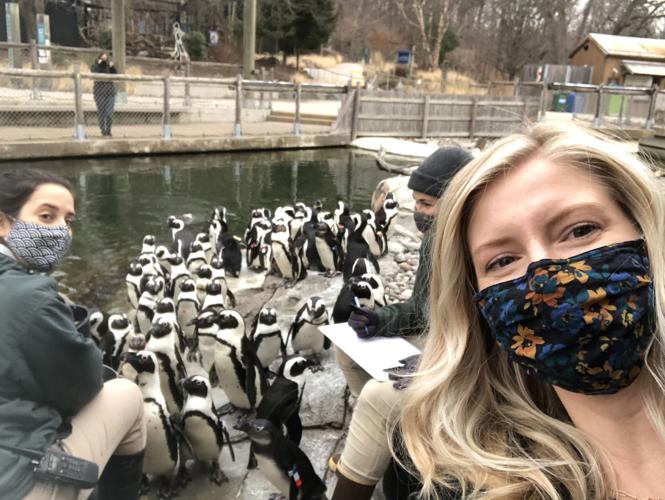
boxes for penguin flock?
[86,194,400,499]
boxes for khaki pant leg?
[337,379,402,485]
[23,378,146,500]
[335,346,372,398]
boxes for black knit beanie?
[407,147,473,197]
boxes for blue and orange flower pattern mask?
[474,239,654,395]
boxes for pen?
[353,297,369,336]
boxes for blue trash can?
[565,92,576,113]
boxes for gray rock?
[399,262,413,272]
[394,253,407,264]
[387,240,405,254]
[399,289,413,301]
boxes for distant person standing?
[90,52,117,137]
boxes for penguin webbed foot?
[306,354,325,372]
[268,494,287,500]
[209,460,228,485]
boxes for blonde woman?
[397,123,665,499]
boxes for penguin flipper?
[284,413,303,446]
[323,336,332,350]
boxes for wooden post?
[234,74,242,136]
[537,82,547,121]
[73,64,85,140]
[293,82,302,136]
[593,85,604,128]
[162,76,172,139]
[522,98,529,124]
[30,39,41,100]
[184,59,191,106]
[469,96,478,140]
[421,94,430,138]
[618,94,625,125]
[646,85,658,129]
[350,82,361,141]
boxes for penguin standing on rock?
[168,256,190,302]
[187,241,208,275]
[332,278,376,324]
[176,279,200,342]
[314,222,344,277]
[271,224,306,284]
[146,320,186,414]
[101,313,133,370]
[180,375,234,485]
[249,307,285,368]
[122,350,184,499]
[236,418,327,500]
[214,310,268,411]
[288,297,331,356]
[126,260,143,309]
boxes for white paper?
[320,323,421,382]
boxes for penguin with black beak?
[249,307,285,368]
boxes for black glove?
[348,306,379,338]
[386,354,422,391]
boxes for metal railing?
[0,66,348,142]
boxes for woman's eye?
[487,255,516,271]
[40,213,53,222]
[569,223,598,239]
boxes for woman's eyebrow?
[472,236,515,256]
[543,201,606,232]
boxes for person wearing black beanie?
[330,146,474,500]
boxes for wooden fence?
[351,91,540,139]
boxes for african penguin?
[332,277,376,324]
[187,241,207,275]
[126,260,143,309]
[314,221,344,277]
[176,279,200,342]
[89,310,109,347]
[195,232,214,264]
[271,224,306,284]
[168,255,190,302]
[288,297,331,355]
[167,215,195,260]
[249,307,285,368]
[146,319,186,414]
[141,234,156,254]
[102,313,133,370]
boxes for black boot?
[96,450,144,500]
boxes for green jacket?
[0,253,103,500]
[375,232,431,338]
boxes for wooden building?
[570,33,665,88]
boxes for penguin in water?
[332,278,375,324]
[146,319,186,415]
[214,309,268,412]
[249,307,285,368]
[126,260,143,309]
[122,350,184,499]
[167,215,195,260]
[314,221,344,277]
[288,297,331,356]
[180,375,234,485]
[176,279,200,343]
[271,223,306,285]
[236,418,327,500]
[256,355,317,446]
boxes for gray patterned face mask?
[4,218,71,272]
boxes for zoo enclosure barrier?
[0,66,348,142]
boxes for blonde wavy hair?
[398,123,665,499]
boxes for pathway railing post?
[469,96,478,139]
[421,94,430,138]
[646,85,658,129]
[162,76,172,139]
[73,63,86,140]
[521,98,529,124]
[537,81,547,121]
[350,82,361,141]
[593,85,604,127]
[184,59,191,106]
[30,39,41,100]
[293,82,302,136]
[234,74,242,137]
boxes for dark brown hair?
[0,169,74,217]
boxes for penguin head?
[180,278,196,293]
[306,297,328,321]
[362,209,375,224]
[142,234,156,246]
[351,281,373,301]
[314,222,330,237]
[281,355,317,378]
[128,333,147,351]
[167,216,184,230]
[294,202,307,213]
[313,199,323,211]
[351,258,370,277]
[137,254,153,267]
[216,310,244,331]
[144,276,164,295]
[167,255,184,267]
[148,319,173,339]
[189,241,204,254]
[122,350,158,375]
[182,375,211,399]
[196,233,210,244]
[155,298,175,314]
[89,311,106,330]
[384,196,399,213]
[258,308,277,326]
[196,264,213,279]
[351,213,364,233]
[213,206,227,223]
[109,313,130,331]
[128,260,143,277]
[189,310,218,330]
[206,279,223,295]
[210,257,224,271]
[236,418,276,444]
[155,246,171,260]
[361,273,383,291]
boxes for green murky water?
[0,148,390,309]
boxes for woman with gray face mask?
[0,169,146,500]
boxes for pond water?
[0,148,390,309]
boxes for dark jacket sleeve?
[19,290,103,417]
[375,233,432,338]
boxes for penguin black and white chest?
[218,232,242,278]
[195,264,213,304]
[246,219,272,271]
[361,272,387,307]
[146,320,185,414]
[89,310,109,347]
[361,210,385,257]
[271,224,305,282]
[141,234,156,254]
[126,260,143,309]
[249,307,284,368]
[332,277,376,323]
[350,257,380,278]
[214,310,267,410]
[187,241,207,274]
[314,222,343,276]
[154,246,173,277]
[201,279,227,313]
[176,279,200,341]
[238,418,326,500]
[103,313,133,369]
[123,351,181,478]
[289,297,331,355]
[181,375,230,469]
[168,255,189,301]
[189,310,219,374]
[195,233,214,264]
[342,219,379,282]
[375,192,399,238]
[210,260,237,307]
[168,215,195,260]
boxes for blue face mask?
[4,218,72,272]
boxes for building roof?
[571,33,665,61]
[622,59,665,77]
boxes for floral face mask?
[473,239,653,395]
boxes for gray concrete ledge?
[0,132,351,161]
